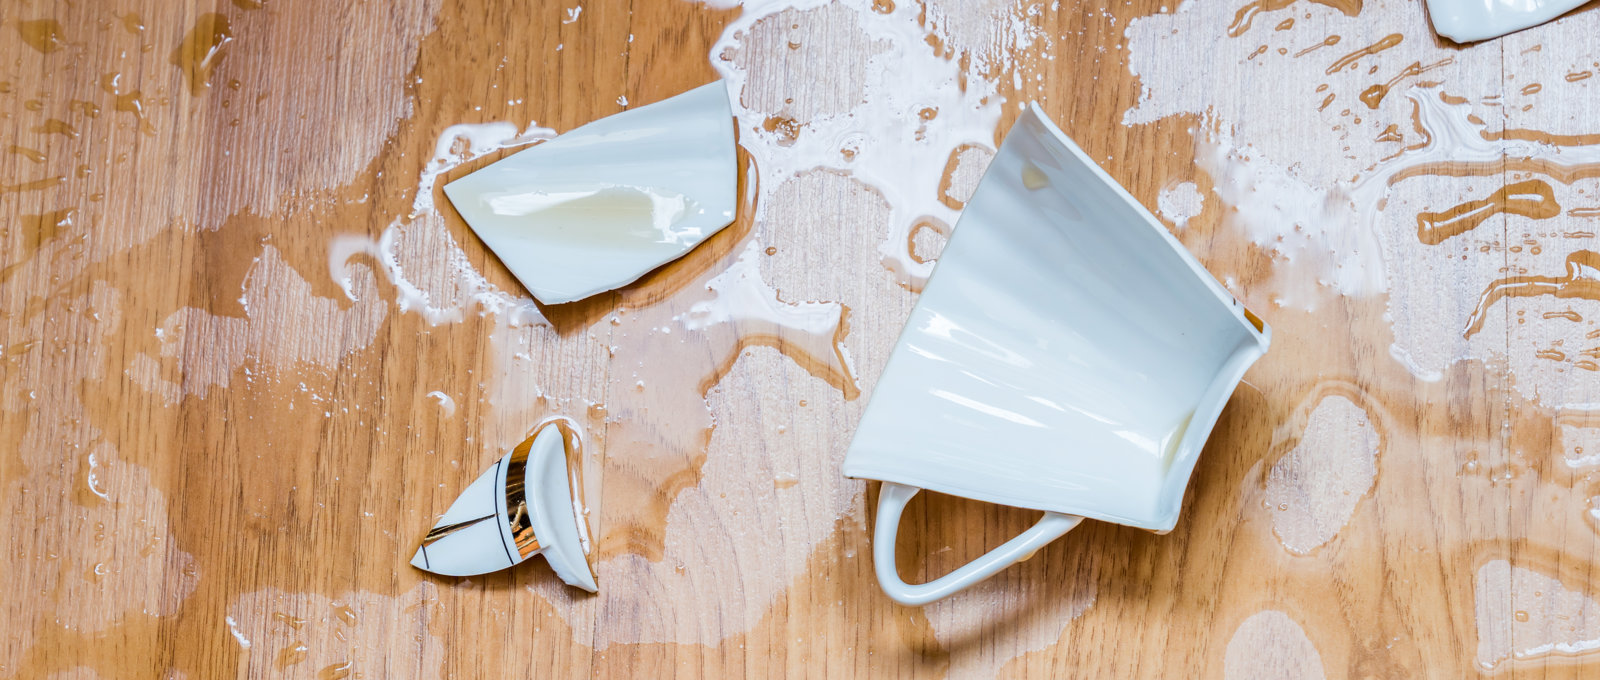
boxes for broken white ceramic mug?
[411,422,596,592]
[444,81,737,305]
[1426,0,1588,42]
[842,104,1270,606]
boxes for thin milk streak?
[1225,610,1328,680]
[1475,560,1600,671]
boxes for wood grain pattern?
[4,0,1600,678]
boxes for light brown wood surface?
[5,0,1600,677]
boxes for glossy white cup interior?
[842,104,1269,605]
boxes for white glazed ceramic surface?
[411,423,597,592]
[443,81,736,305]
[1426,0,1588,43]
[843,104,1269,604]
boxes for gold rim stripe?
[420,513,496,547]
[503,434,542,559]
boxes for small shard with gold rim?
[411,423,597,592]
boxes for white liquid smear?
[923,0,1052,76]
[711,0,1002,289]
[530,0,1011,647]
[1193,86,1526,308]
[1475,560,1600,671]
[130,245,388,401]
[1200,87,1600,401]
[225,615,252,650]
[328,122,556,326]
[0,284,199,671]
[1156,180,1203,230]
[1124,0,1502,188]
[226,584,443,678]
[1383,176,1600,405]
[1125,0,1600,402]
[426,390,457,417]
[1224,610,1327,680]
[1559,418,1600,468]
[924,560,1096,678]
[677,241,857,386]
[943,145,993,207]
[1263,394,1380,555]
[580,348,866,648]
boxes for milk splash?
[709,0,1003,289]
[677,241,858,392]
[327,122,556,326]
[1263,393,1380,555]
[1475,560,1600,671]
[1126,0,1600,396]
[1194,85,1533,308]
[1224,610,1327,680]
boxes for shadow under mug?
[843,104,1270,606]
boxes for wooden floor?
[4,0,1600,677]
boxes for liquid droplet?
[275,641,309,669]
[119,12,145,34]
[170,13,234,96]
[318,662,352,680]
[31,118,79,139]
[18,19,64,54]
[8,145,46,164]
[100,72,156,134]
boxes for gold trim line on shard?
[504,434,542,559]
[420,513,497,547]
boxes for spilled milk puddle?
[6,0,1600,676]
[1124,0,1600,675]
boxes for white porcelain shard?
[1426,0,1588,43]
[411,423,597,592]
[443,81,737,305]
[843,104,1270,605]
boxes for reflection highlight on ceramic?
[444,81,737,305]
[846,104,1268,604]
[1426,0,1590,43]
[411,422,596,592]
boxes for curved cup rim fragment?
[411,423,597,592]
[443,80,738,305]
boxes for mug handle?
[872,482,1084,606]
